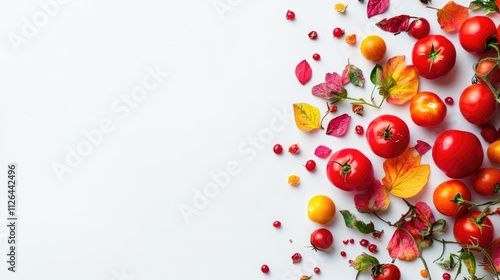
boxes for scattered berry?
[273,144,283,154]
[368,243,378,253]
[444,96,454,105]
[345,34,357,45]
[342,239,349,245]
[355,125,364,135]
[273,221,281,228]
[291,252,302,264]
[349,238,355,244]
[333,27,345,38]
[285,10,295,20]
[329,104,338,113]
[340,251,347,257]
[261,264,269,273]
[372,231,383,239]
[313,267,321,274]
[308,31,318,40]
[288,143,300,154]
[352,104,364,115]
[481,125,498,143]
[300,276,312,280]
[305,160,316,171]
[288,175,300,186]
[442,272,451,280]
[359,239,369,247]
[348,259,354,265]
[312,53,320,61]
[420,269,429,278]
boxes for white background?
[0,0,499,279]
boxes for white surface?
[0,0,499,279]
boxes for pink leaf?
[326,113,351,137]
[325,72,343,92]
[413,201,436,231]
[387,222,420,261]
[314,145,332,159]
[375,15,411,33]
[311,83,332,99]
[354,180,391,213]
[295,59,312,85]
[484,237,500,273]
[415,140,432,155]
[367,0,390,18]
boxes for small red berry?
[349,238,355,244]
[288,144,300,154]
[481,125,498,143]
[308,31,318,40]
[368,244,378,253]
[312,53,320,61]
[273,221,281,228]
[329,104,338,113]
[352,104,364,115]
[313,267,320,274]
[273,144,283,154]
[348,259,354,265]
[372,231,383,239]
[261,264,270,273]
[291,253,302,264]
[286,10,295,20]
[342,239,349,245]
[442,272,451,280]
[305,160,316,171]
[355,125,364,135]
[333,27,344,38]
[340,251,347,257]
[359,239,369,247]
[444,96,454,105]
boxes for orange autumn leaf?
[436,1,469,32]
[382,147,430,198]
[378,55,419,105]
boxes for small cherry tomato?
[453,210,495,248]
[366,114,410,158]
[432,180,471,216]
[409,91,447,127]
[372,264,401,280]
[475,51,500,89]
[459,84,496,126]
[471,167,500,196]
[487,140,500,164]
[310,228,334,251]
[307,195,336,224]
[407,18,430,39]
[360,35,386,62]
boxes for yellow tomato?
[487,140,500,164]
[360,35,386,62]
[307,195,336,224]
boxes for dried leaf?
[436,1,469,32]
[345,34,357,45]
[311,72,345,100]
[484,237,500,273]
[367,0,390,18]
[378,55,419,105]
[314,145,332,159]
[293,103,322,132]
[375,15,411,33]
[413,201,436,232]
[387,221,421,261]
[340,210,383,235]
[354,180,391,213]
[326,113,351,136]
[341,63,365,87]
[415,140,432,155]
[382,147,430,198]
[295,59,312,85]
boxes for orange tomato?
[432,180,471,216]
[409,91,447,127]
[360,35,386,62]
[488,140,500,164]
[307,195,336,224]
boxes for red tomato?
[471,167,500,196]
[366,114,410,158]
[407,18,430,40]
[412,34,456,80]
[453,210,495,248]
[310,228,333,251]
[372,264,401,280]
[459,16,496,55]
[475,51,500,89]
[459,84,497,126]
[432,180,471,216]
[326,148,374,192]
[409,91,447,127]
[432,130,483,179]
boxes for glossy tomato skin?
[432,180,471,216]
[366,114,410,158]
[409,91,447,127]
[459,16,496,55]
[471,167,500,196]
[326,148,374,192]
[372,264,401,280]
[412,35,456,80]
[476,51,500,88]
[310,228,334,251]
[407,18,430,40]
[459,84,497,126]
[432,130,483,179]
[453,210,495,248]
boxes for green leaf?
[431,219,446,233]
[461,250,477,278]
[340,210,383,235]
[435,254,457,270]
[370,64,383,85]
[351,253,380,272]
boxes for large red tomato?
[459,84,497,126]
[459,16,497,55]
[453,210,495,248]
[412,35,456,80]
[432,130,483,179]
[366,114,410,159]
[326,148,374,192]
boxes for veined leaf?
[292,103,322,132]
[295,59,312,85]
[378,55,419,105]
[436,1,469,32]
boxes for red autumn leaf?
[484,237,500,273]
[413,201,436,231]
[376,15,411,33]
[387,221,421,261]
[415,140,432,155]
[326,113,351,137]
[295,59,312,85]
[341,63,365,87]
[314,145,332,159]
[367,0,390,18]
[354,180,391,213]
[312,72,344,99]
[436,1,469,32]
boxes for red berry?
[313,267,320,274]
[368,244,378,253]
[442,272,451,280]
[312,53,320,61]
[329,104,338,113]
[359,239,369,247]
[340,251,347,257]
[261,264,270,273]
[352,104,364,115]
[286,10,295,20]
[348,259,353,265]
[355,125,364,135]
[273,221,281,228]
[305,160,316,171]
[273,144,283,154]
[445,96,454,105]
[288,144,300,154]
[481,125,498,143]
[291,253,302,263]
[342,239,349,245]
[372,231,383,239]
[333,27,344,38]
[349,238,355,244]
[308,31,318,40]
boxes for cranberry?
[308,31,318,40]
[291,253,302,263]
[286,10,295,20]
[340,251,347,257]
[349,238,354,244]
[368,244,378,253]
[273,221,281,228]
[313,267,320,274]
[305,160,316,171]
[355,125,364,135]
[359,239,369,247]
[333,27,344,38]
[444,96,454,105]
[261,264,270,273]
[273,144,283,154]
[312,53,320,61]
[442,272,451,280]
[342,239,349,245]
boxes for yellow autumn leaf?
[379,55,419,105]
[292,103,322,132]
[382,147,430,198]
